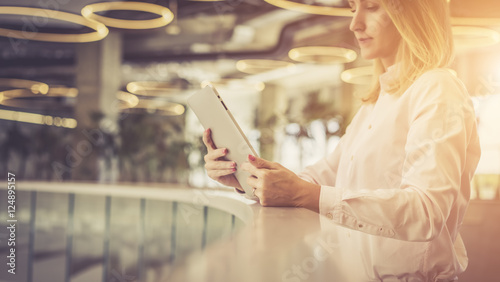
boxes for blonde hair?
[363,0,454,103]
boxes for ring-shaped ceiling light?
[0,86,79,106]
[0,108,77,128]
[116,91,139,109]
[236,59,295,74]
[0,78,49,95]
[341,66,373,85]
[0,89,40,104]
[81,2,174,30]
[0,7,108,43]
[201,79,266,92]
[44,86,79,97]
[126,81,189,97]
[263,0,352,17]
[129,100,185,116]
[453,26,500,51]
[289,46,357,64]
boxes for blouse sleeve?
[314,71,481,242]
[297,135,346,187]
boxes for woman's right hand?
[202,128,243,191]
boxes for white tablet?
[187,85,259,200]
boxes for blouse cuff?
[319,185,343,219]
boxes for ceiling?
[0,0,356,84]
[0,0,499,115]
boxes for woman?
[203,0,480,280]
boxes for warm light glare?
[263,0,352,17]
[453,26,500,51]
[341,66,373,85]
[126,81,187,96]
[0,78,49,94]
[201,79,265,92]
[0,7,108,43]
[289,46,357,64]
[236,59,295,74]
[82,2,174,29]
[46,86,79,97]
[446,68,458,77]
[116,91,139,109]
[133,100,185,116]
[0,86,79,101]
[0,109,77,128]
[0,89,33,100]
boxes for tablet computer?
[187,85,259,200]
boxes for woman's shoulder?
[408,68,470,104]
[416,68,465,89]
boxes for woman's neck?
[381,56,396,71]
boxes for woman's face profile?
[348,0,401,65]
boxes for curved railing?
[0,182,252,282]
[4,181,477,281]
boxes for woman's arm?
[315,72,481,242]
[242,71,481,242]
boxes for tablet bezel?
[187,85,259,200]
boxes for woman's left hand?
[241,155,321,212]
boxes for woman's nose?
[349,11,365,32]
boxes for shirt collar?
[379,63,400,94]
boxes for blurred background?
[0,0,499,189]
[0,0,499,281]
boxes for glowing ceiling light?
[0,89,33,101]
[0,85,79,101]
[130,100,186,116]
[453,26,500,51]
[0,109,77,128]
[45,86,79,97]
[126,81,188,97]
[289,46,357,64]
[263,0,352,17]
[201,79,266,92]
[0,78,49,94]
[116,91,139,109]
[236,59,295,74]
[0,7,108,43]
[341,66,373,85]
[82,2,174,30]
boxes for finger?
[204,148,228,162]
[205,160,236,170]
[202,128,217,150]
[207,168,237,179]
[241,162,264,178]
[248,154,277,169]
[246,175,260,189]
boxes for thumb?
[248,154,275,169]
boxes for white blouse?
[299,66,481,280]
